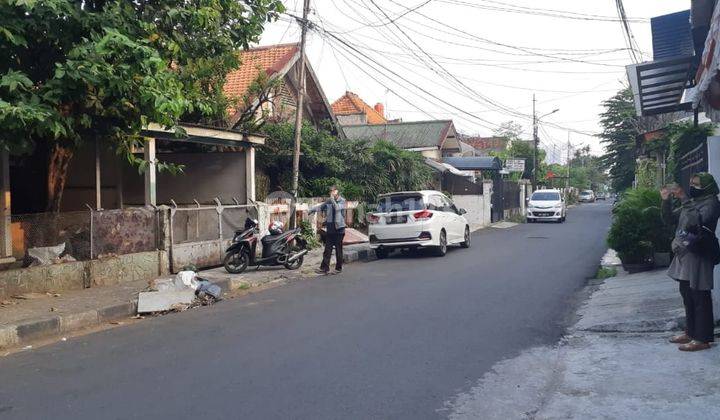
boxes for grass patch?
[596,266,618,279]
[506,213,527,224]
[237,282,251,290]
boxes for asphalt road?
[0,203,611,419]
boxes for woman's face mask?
[689,186,703,198]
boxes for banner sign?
[505,158,525,172]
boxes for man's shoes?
[678,340,712,352]
[315,268,329,275]
[669,333,692,344]
[332,268,343,274]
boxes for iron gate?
[678,142,707,190]
[491,179,521,222]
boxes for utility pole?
[566,132,571,189]
[290,0,311,228]
[532,94,538,191]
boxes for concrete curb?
[1,299,137,350]
[0,246,378,350]
[343,247,376,264]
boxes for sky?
[257,0,690,163]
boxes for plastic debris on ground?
[26,243,73,266]
[138,271,221,314]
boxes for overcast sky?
[257,0,689,163]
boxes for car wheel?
[460,226,471,248]
[434,230,447,257]
[375,248,390,259]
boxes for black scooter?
[223,219,308,274]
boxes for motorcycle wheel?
[223,250,249,274]
[284,247,304,270]
[284,255,303,270]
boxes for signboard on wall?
[505,159,525,172]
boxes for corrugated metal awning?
[628,57,694,116]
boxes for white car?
[526,189,566,223]
[578,190,595,203]
[369,190,471,258]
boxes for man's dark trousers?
[679,280,714,343]
[320,229,345,272]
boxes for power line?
[439,0,648,23]
[310,22,502,131]
[384,0,632,66]
[615,0,643,63]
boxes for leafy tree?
[257,122,433,203]
[599,88,639,192]
[1,0,283,210]
[493,120,524,141]
[568,148,607,190]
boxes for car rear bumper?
[369,232,436,248]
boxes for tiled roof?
[331,91,387,125]
[460,136,508,151]
[342,120,455,149]
[223,43,299,100]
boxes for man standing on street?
[309,186,346,274]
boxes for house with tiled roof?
[223,43,337,130]
[331,91,388,126]
[341,120,461,160]
[458,136,509,156]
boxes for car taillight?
[368,214,380,224]
[413,209,433,221]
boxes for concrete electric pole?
[532,95,558,192]
[290,0,311,228]
[566,132,571,189]
[532,94,538,191]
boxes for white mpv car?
[526,189,566,223]
[369,190,471,258]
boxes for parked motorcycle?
[223,218,308,274]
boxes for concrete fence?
[0,198,363,299]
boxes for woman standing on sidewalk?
[662,173,720,352]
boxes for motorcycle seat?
[261,232,289,246]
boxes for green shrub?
[596,266,618,279]
[299,220,321,250]
[607,188,671,263]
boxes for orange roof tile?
[331,91,387,125]
[223,43,300,100]
[462,136,508,151]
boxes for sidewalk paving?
[446,266,720,419]
[0,243,375,352]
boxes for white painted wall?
[453,183,493,230]
[705,134,720,321]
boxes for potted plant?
[607,188,665,273]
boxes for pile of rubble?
[138,270,222,314]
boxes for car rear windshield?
[531,192,560,201]
[580,191,592,196]
[377,195,425,212]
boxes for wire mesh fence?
[170,204,256,244]
[12,211,92,262]
[10,208,159,267]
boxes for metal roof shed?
[441,156,503,171]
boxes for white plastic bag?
[174,270,199,290]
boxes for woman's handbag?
[685,216,720,265]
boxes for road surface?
[0,203,611,419]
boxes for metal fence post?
[85,204,94,260]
